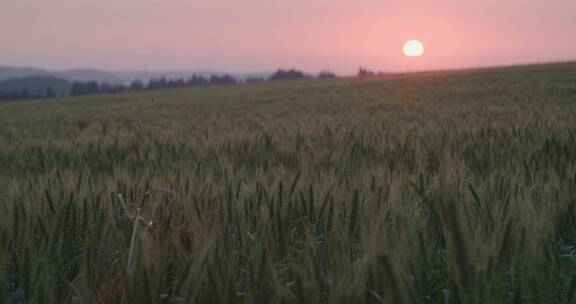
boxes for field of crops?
[1,62,576,303]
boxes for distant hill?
[59,69,121,84]
[0,67,121,84]
[0,67,53,81]
[0,76,72,98]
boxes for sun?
[403,40,424,57]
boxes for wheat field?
[1,63,576,303]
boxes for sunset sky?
[1,0,575,73]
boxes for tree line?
[0,67,385,101]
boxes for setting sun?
[403,40,424,57]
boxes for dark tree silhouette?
[209,75,237,85]
[45,87,57,98]
[0,89,31,101]
[147,77,168,90]
[130,80,145,91]
[318,70,337,78]
[358,67,375,77]
[187,75,208,86]
[71,81,100,96]
[269,69,307,81]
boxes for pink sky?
[1,0,575,73]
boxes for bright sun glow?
[403,40,424,57]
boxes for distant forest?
[0,67,386,102]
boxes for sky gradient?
[1,0,576,73]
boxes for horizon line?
[2,58,575,78]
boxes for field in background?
[1,62,576,303]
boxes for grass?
[1,62,576,303]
